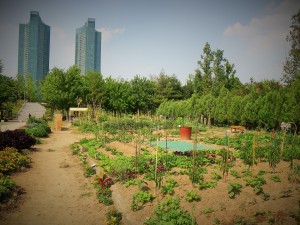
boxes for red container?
[179,126,192,140]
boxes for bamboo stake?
[135,138,138,177]
[193,133,197,184]
[251,132,256,176]
[155,137,158,195]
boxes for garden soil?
[1,124,299,225]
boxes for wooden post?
[155,137,158,194]
[252,132,256,176]
[193,133,197,184]
[135,138,138,177]
[281,128,286,158]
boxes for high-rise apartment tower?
[75,18,101,75]
[18,11,50,85]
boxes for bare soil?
[1,124,299,225]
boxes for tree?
[201,94,216,126]
[24,74,37,102]
[194,42,213,96]
[16,74,25,100]
[0,74,18,113]
[182,74,194,99]
[0,59,3,74]
[103,77,133,115]
[283,9,300,85]
[152,71,183,107]
[241,93,258,128]
[228,95,243,125]
[194,42,240,97]
[83,71,105,114]
[41,66,83,115]
[214,86,231,125]
[130,75,155,114]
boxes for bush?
[26,125,49,137]
[0,130,36,151]
[0,173,16,202]
[0,147,30,174]
[26,116,51,137]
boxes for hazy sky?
[0,0,299,84]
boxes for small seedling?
[228,182,242,198]
[185,190,201,202]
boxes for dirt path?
[1,125,107,225]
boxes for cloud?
[222,0,300,81]
[224,0,300,44]
[97,28,125,42]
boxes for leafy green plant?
[125,178,144,189]
[201,207,215,214]
[211,172,222,180]
[131,191,154,211]
[161,178,179,195]
[83,165,96,177]
[270,175,281,182]
[268,137,281,172]
[25,125,49,137]
[0,174,16,201]
[145,197,196,225]
[244,175,266,195]
[105,207,122,225]
[230,170,242,178]
[198,181,217,190]
[241,168,251,177]
[227,182,242,198]
[71,143,81,155]
[185,190,201,202]
[94,177,114,205]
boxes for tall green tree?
[0,59,3,74]
[16,74,25,100]
[24,74,37,102]
[182,74,194,99]
[228,95,243,125]
[83,71,105,113]
[194,42,213,96]
[0,74,18,111]
[41,66,83,115]
[214,86,231,125]
[130,75,155,114]
[194,42,240,97]
[152,71,183,107]
[283,9,300,85]
[103,77,133,115]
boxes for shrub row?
[25,116,51,138]
[0,130,36,151]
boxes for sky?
[0,0,299,84]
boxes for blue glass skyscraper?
[75,18,101,75]
[18,11,50,86]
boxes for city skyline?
[1,0,300,84]
[75,18,101,75]
[18,11,50,85]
